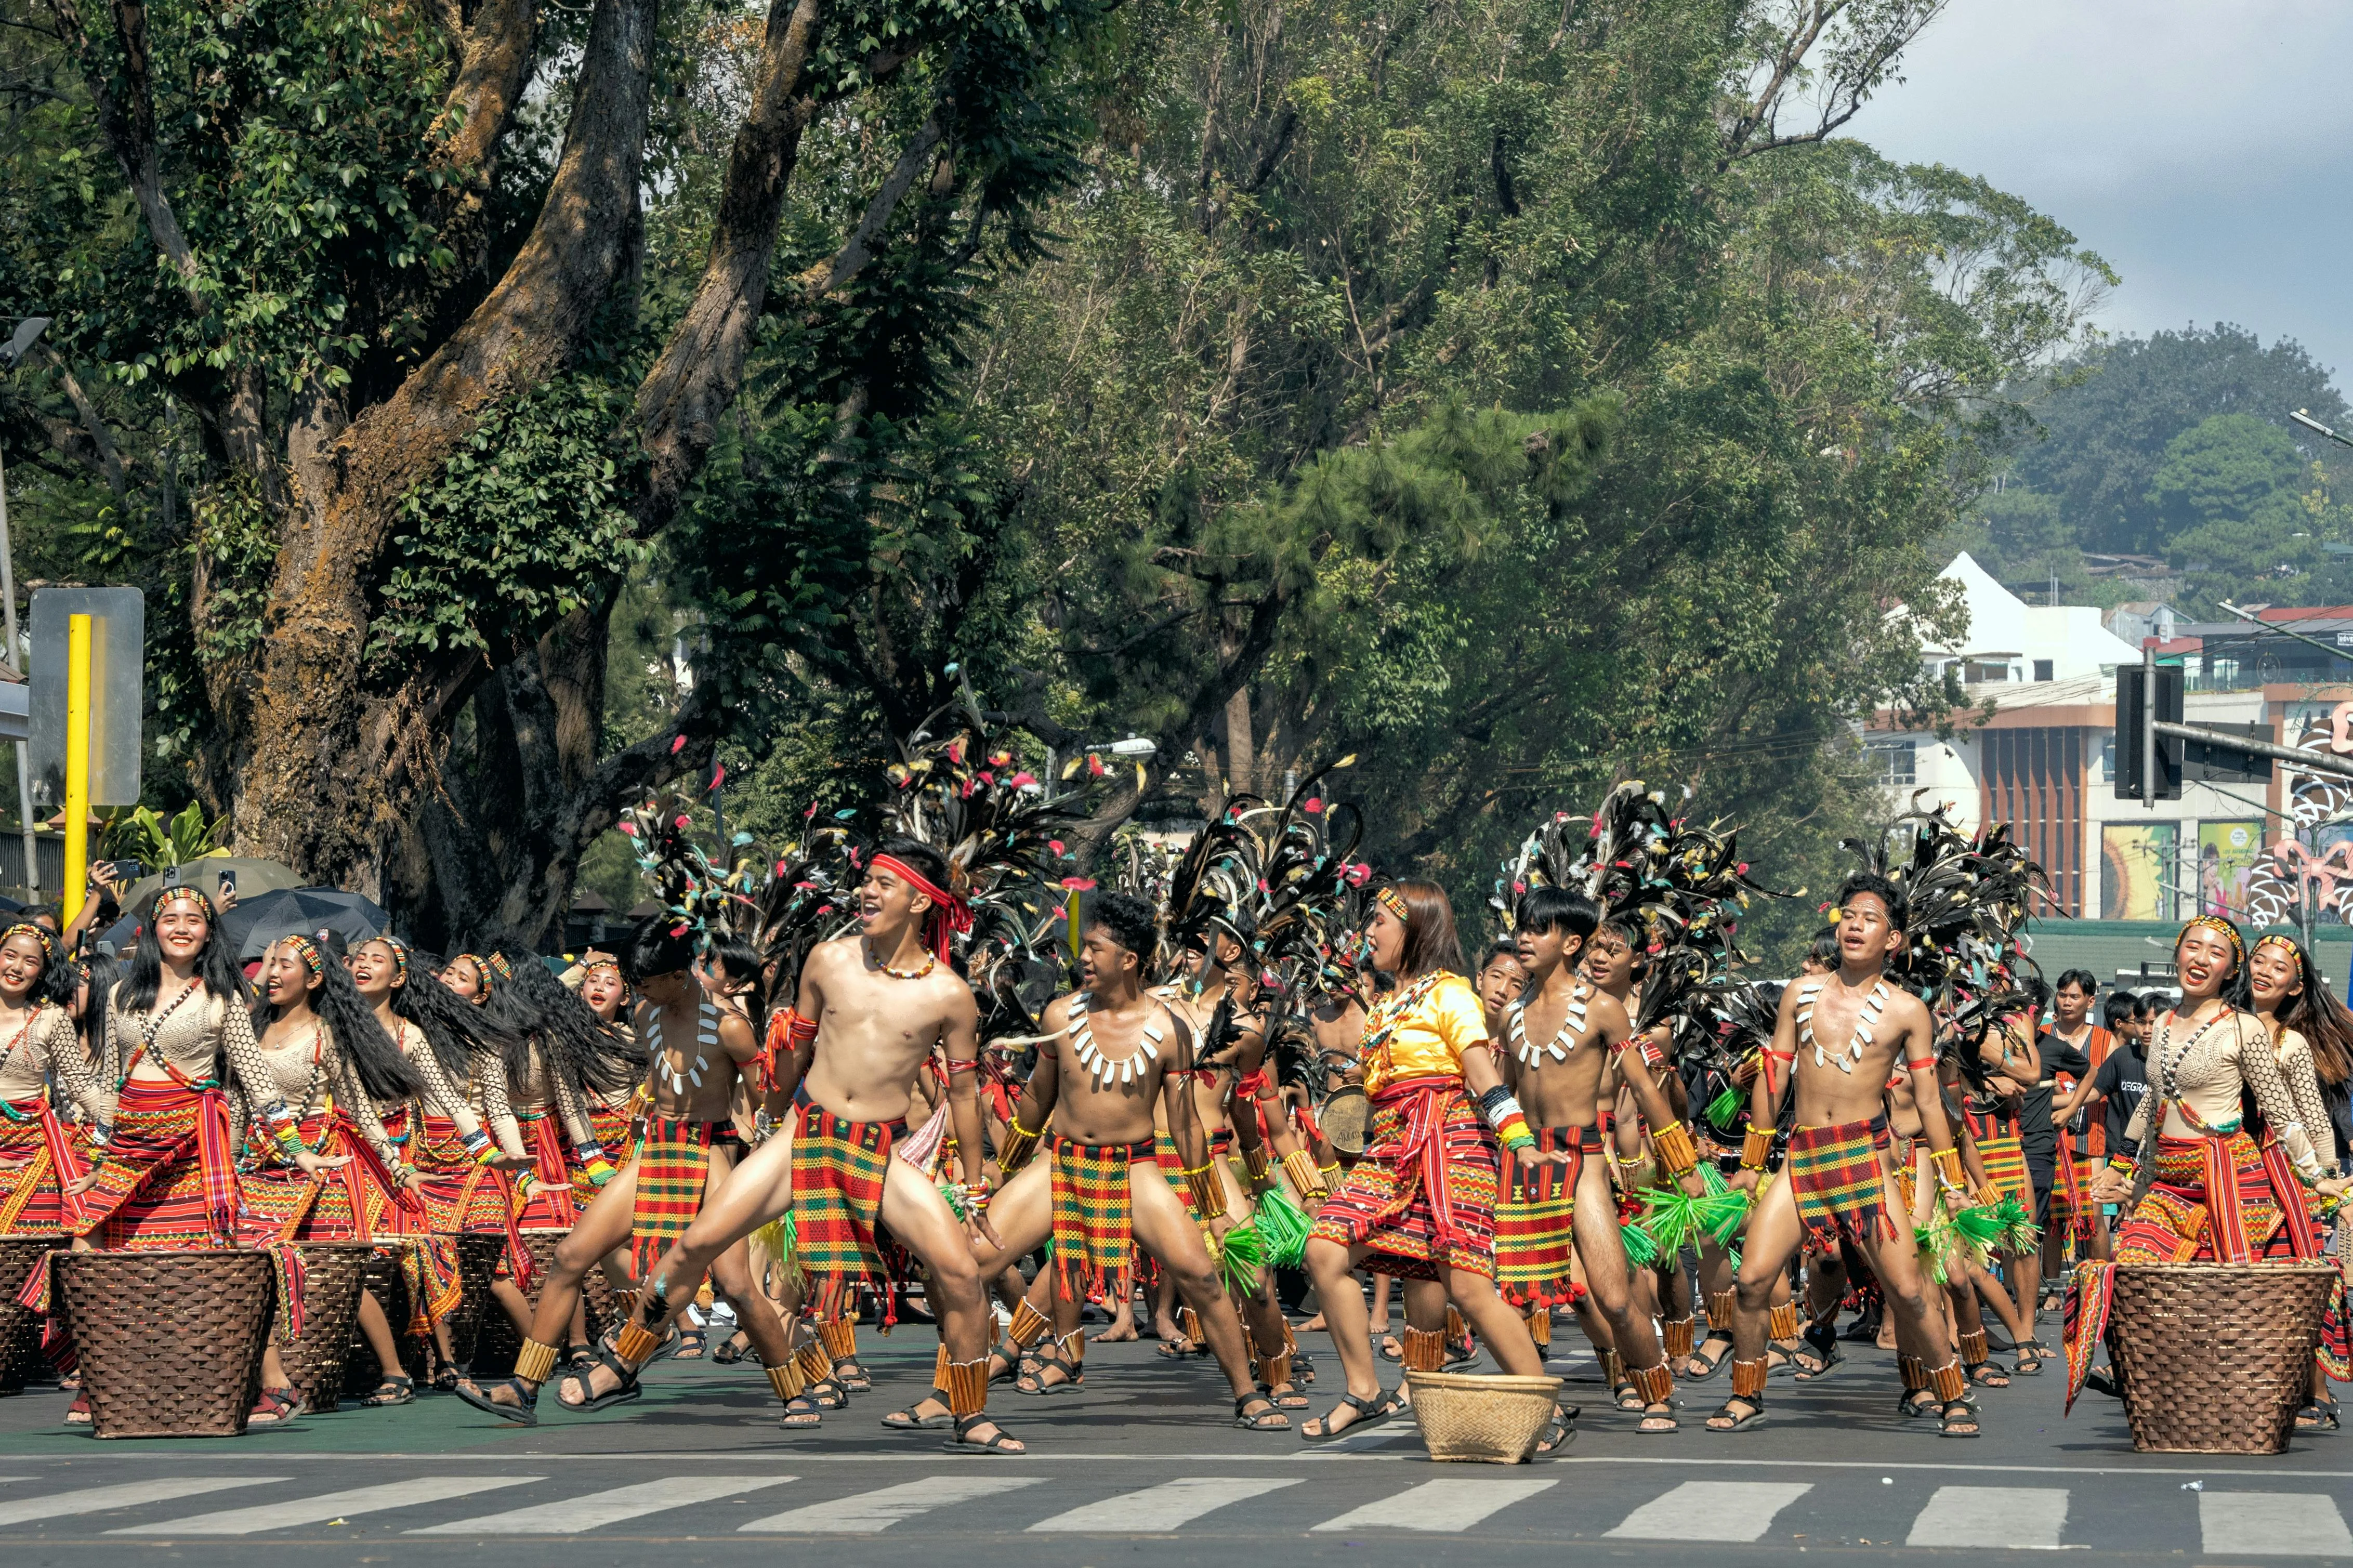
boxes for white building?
[1870,554,2296,921]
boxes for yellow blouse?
[1360,971,1489,1096]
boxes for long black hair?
[2260,934,2353,1087]
[489,941,638,1095]
[72,948,121,1058]
[372,935,521,1084]
[253,935,422,1104]
[117,891,251,1015]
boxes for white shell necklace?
[1795,976,1890,1074]
[650,995,720,1096]
[1067,992,1163,1089]
[1507,984,1592,1067]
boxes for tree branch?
[41,0,203,315]
[788,109,945,301]
[432,0,539,179]
[39,348,124,499]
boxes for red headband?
[869,852,972,963]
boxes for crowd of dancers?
[1,691,2349,1459]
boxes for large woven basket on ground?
[1405,1369,1563,1463]
[279,1242,371,1413]
[58,1249,271,1438]
[445,1232,507,1365]
[471,1232,620,1379]
[0,1235,59,1393]
[2109,1261,2338,1454]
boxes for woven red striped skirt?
[75,1076,238,1250]
[0,1097,88,1234]
[234,1112,419,1247]
[1309,1078,1499,1281]
[511,1110,581,1233]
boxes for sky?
[1844,0,2353,389]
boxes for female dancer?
[1299,880,1548,1441]
[233,935,423,1420]
[350,934,528,1396]
[2245,932,2353,1427]
[0,923,106,1234]
[2074,917,2350,1404]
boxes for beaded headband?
[282,933,324,978]
[380,934,411,986]
[154,885,215,920]
[0,920,56,965]
[1375,887,1410,924]
[2179,914,2245,967]
[2252,932,2302,968]
[484,952,514,981]
[454,952,494,993]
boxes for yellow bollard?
[62,612,89,918]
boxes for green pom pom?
[1213,1220,1267,1295]
[1254,1184,1312,1269]
[1706,1084,1746,1128]
[1620,1220,1660,1269]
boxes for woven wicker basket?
[1405,1369,1564,1463]
[2109,1261,2339,1454]
[58,1249,271,1438]
[0,1236,59,1393]
[445,1232,507,1365]
[280,1243,371,1413]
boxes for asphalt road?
[0,1321,2348,1566]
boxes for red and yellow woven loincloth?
[791,1098,910,1321]
[1785,1116,1897,1253]
[1050,1137,1152,1302]
[1309,1077,1498,1281]
[630,1117,721,1280]
[1495,1123,1597,1309]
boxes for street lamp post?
[0,319,50,898]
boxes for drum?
[1319,1085,1369,1157]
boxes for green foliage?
[372,373,651,664]
[104,800,229,867]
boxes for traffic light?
[2113,662,2182,800]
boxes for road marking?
[1606,1481,1813,1542]
[1311,1478,1556,1532]
[409,1475,797,1535]
[1030,1477,1300,1532]
[741,1476,1042,1533]
[0,1478,284,1528]
[1905,1485,2071,1549]
[112,1476,538,1536]
[2201,1492,2353,1556]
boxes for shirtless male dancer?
[456,921,793,1422]
[1706,873,1974,1435]
[972,893,1293,1430]
[1506,886,1689,1433]
[614,838,1022,1453]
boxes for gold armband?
[1239,1140,1271,1184]
[1182,1162,1228,1220]
[1281,1148,1328,1201]
[997,1112,1043,1175]
[1649,1120,1698,1177]
[1740,1126,1774,1171]
[1931,1147,1965,1190]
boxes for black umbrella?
[216,887,390,960]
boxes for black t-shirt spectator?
[2022,1030,2093,1159]
[2092,1041,2149,1161]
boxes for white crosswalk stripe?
[1905,1485,2070,1549]
[410,1475,797,1535]
[740,1475,1043,1533]
[111,1476,538,1536]
[2201,1492,2353,1557]
[1030,1477,1300,1533]
[1311,1478,1556,1533]
[1605,1481,1813,1543]
[0,1478,284,1528]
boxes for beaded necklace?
[1066,991,1165,1089]
[650,994,721,1096]
[1506,983,1592,1067]
[1794,975,1890,1074]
